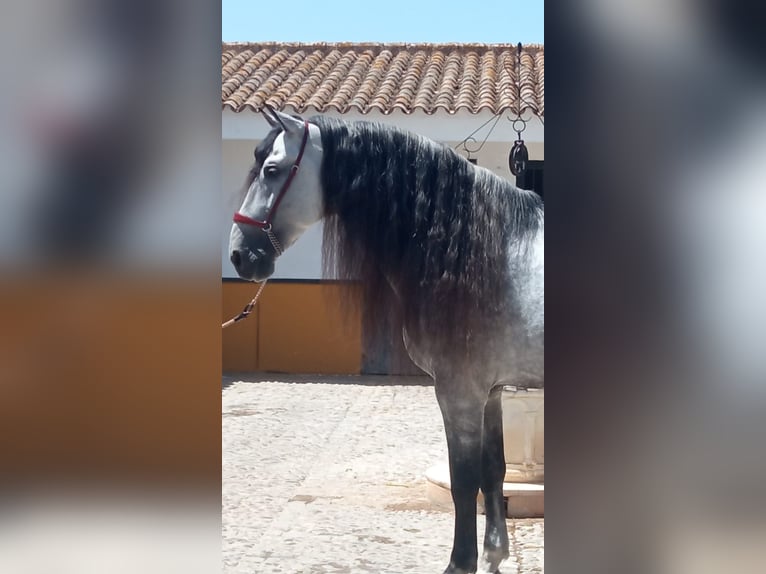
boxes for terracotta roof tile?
[222,42,544,116]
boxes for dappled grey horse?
[229,107,543,574]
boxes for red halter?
[233,120,311,255]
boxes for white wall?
[222,111,544,279]
[223,108,543,145]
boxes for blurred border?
[0,1,222,571]
[546,1,766,572]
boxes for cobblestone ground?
[223,374,544,574]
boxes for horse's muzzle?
[230,247,274,282]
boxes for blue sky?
[222,0,543,44]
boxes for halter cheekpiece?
[233,119,311,256]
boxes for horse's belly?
[499,334,543,388]
[402,324,543,387]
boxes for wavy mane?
[311,115,542,352]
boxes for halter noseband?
[233,119,311,256]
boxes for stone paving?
[222,374,544,574]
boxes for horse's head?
[229,107,324,281]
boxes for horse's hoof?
[479,548,510,573]
[442,563,477,574]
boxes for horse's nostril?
[230,250,241,269]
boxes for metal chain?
[264,226,284,256]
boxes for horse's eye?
[264,165,279,178]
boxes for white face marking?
[228,114,324,280]
[236,126,324,243]
[261,127,324,247]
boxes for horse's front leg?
[436,383,486,574]
[480,386,509,572]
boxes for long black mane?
[310,115,543,352]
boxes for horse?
[228,106,544,574]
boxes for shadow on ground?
[222,372,432,390]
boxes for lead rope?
[222,280,268,329]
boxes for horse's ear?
[261,104,282,129]
[264,104,304,134]
[261,104,279,128]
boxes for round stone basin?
[502,387,544,484]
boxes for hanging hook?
[512,117,527,138]
[509,139,528,176]
[454,113,503,158]
[509,42,527,176]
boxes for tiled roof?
[222,42,544,116]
